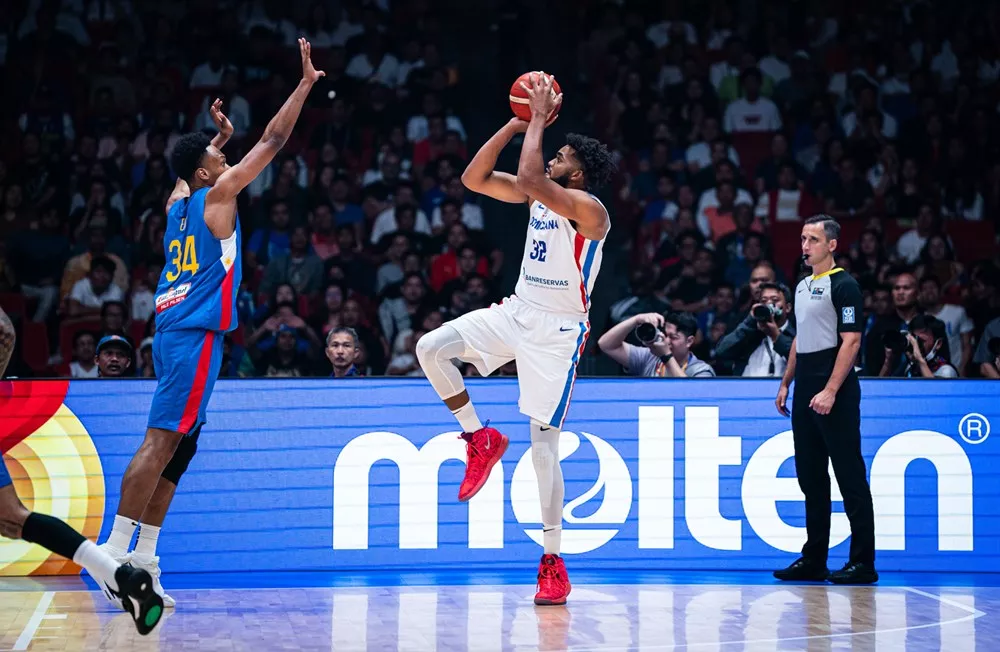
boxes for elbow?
[515,173,541,194]
[460,169,479,192]
[597,334,612,352]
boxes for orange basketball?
[509,71,562,123]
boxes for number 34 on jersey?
[165,235,200,282]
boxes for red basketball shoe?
[457,425,509,502]
[534,554,572,605]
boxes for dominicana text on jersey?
[515,197,607,316]
[154,187,243,333]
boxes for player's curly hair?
[566,133,616,192]
[170,132,212,183]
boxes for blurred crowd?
[0,0,998,380]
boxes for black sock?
[21,513,86,560]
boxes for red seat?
[130,320,148,347]
[20,321,50,375]
[0,293,26,319]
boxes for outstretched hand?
[299,37,325,84]
[209,98,233,138]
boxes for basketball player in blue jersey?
[97,38,325,606]
[0,309,164,634]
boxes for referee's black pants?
[791,371,875,566]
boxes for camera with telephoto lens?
[882,328,910,354]
[634,322,661,346]
[752,303,783,323]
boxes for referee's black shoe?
[829,561,879,585]
[773,557,830,582]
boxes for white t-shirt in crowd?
[69,278,125,309]
[723,98,783,133]
[70,361,100,378]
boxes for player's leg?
[415,324,487,433]
[416,306,517,502]
[0,474,163,634]
[774,376,832,581]
[515,313,589,606]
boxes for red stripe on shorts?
[178,331,216,434]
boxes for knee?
[415,330,438,364]
[141,428,184,464]
[161,428,200,485]
[531,441,556,470]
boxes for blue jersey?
[155,188,242,333]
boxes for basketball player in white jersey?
[416,73,615,605]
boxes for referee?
[773,216,878,585]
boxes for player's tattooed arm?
[0,307,15,378]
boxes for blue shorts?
[148,329,224,435]
[0,460,11,489]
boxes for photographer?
[878,315,957,378]
[598,311,715,378]
[715,282,796,376]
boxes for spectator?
[9,207,70,323]
[864,271,922,375]
[919,275,974,373]
[309,202,340,261]
[698,282,739,336]
[895,203,937,264]
[824,157,875,220]
[137,337,155,378]
[66,256,124,318]
[256,325,312,377]
[715,282,796,377]
[99,300,127,338]
[189,43,235,89]
[261,225,324,299]
[61,226,130,301]
[345,34,400,88]
[386,329,425,376]
[670,247,718,314]
[326,327,363,378]
[68,331,99,379]
[915,234,965,298]
[722,68,782,134]
[879,315,958,378]
[247,200,293,269]
[376,233,411,294]
[430,177,484,233]
[95,334,132,378]
[370,184,432,244]
[379,272,429,347]
[598,311,716,378]
[974,317,1000,379]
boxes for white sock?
[133,523,160,560]
[107,515,138,552]
[452,402,484,433]
[74,539,120,591]
[543,525,562,556]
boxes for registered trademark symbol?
[958,413,991,445]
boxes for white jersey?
[514,197,608,316]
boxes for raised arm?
[209,97,234,150]
[460,119,529,204]
[206,38,323,214]
[514,73,608,240]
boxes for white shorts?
[446,294,591,428]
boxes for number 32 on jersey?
[530,239,547,262]
[165,235,200,282]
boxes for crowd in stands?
[0,0,998,380]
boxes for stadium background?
[1,0,999,577]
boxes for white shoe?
[96,543,131,607]
[129,554,176,608]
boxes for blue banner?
[0,379,996,575]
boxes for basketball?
[509,71,562,123]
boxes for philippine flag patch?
[842,307,856,324]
